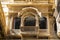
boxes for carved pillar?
[36,16,39,27]
[0,2,6,37]
[48,16,58,39]
[9,17,14,34]
[47,15,50,35]
[35,16,39,38]
[21,17,24,27]
[10,17,13,30]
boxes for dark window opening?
[39,17,47,29]
[24,16,36,26]
[14,17,21,29]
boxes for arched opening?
[24,16,36,26]
[39,17,47,29]
[21,7,39,32]
[13,17,21,29]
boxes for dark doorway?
[24,16,36,26]
[39,17,47,29]
[0,21,2,31]
[0,20,4,37]
[14,17,21,29]
[54,18,57,33]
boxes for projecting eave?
[1,2,53,6]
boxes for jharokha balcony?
[0,0,60,39]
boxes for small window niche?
[39,17,47,29]
[14,17,21,29]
